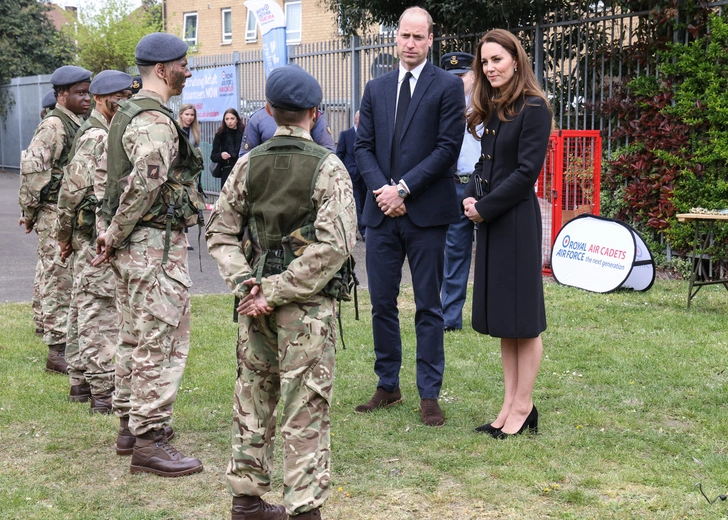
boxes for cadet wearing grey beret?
[135,32,188,66]
[89,70,133,95]
[266,64,323,111]
[41,89,57,109]
[50,65,92,87]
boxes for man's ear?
[154,62,167,81]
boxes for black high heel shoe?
[491,406,538,439]
[474,422,501,434]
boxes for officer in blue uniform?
[238,105,335,156]
[440,51,482,331]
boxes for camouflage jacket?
[57,109,109,244]
[206,125,357,307]
[18,104,83,222]
[105,90,180,250]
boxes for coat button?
[485,129,489,135]
[492,130,497,135]
[481,154,485,160]
[487,155,492,160]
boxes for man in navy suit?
[354,6,465,426]
[336,111,366,239]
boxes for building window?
[183,12,198,46]
[245,8,258,42]
[222,8,232,43]
[285,1,301,44]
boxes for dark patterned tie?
[390,71,412,182]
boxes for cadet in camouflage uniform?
[57,71,132,411]
[93,33,204,478]
[19,66,92,375]
[206,64,357,520]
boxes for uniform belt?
[454,173,472,184]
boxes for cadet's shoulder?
[248,107,268,123]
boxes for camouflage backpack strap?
[40,108,81,203]
[70,115,108,237]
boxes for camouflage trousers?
[34,204,72,345]
[65,231,118,393]
[32,258,42,332]
[227,294,337,516]
[112,227,191,436]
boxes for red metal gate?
[536,130,602,274]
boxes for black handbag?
[210,160,222,178]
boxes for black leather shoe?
[474,422,500,435]
[492,406,538,439]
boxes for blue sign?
[182,65,238,122]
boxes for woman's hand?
[221,151,231,160]
[463,197,484,223]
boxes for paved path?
[0,170,381,303]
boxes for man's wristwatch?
[397,182,408,199]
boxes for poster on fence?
[182,66,238,122]
[551,214,655,293]
[245,0,288,77]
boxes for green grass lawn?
[1,279,728,519]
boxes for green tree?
[325,0,562,36]
[0,0,75,84]
[69,0,162,74]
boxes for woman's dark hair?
[216,108,244,134]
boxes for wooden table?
[676,213,728,307]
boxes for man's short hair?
[398,6,434,35]
[268,105,310,127]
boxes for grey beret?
[41,89,56,109]
[266,64,323,111]
[89,70,133,95]
[135,33,188,66]
[50,65,92,87]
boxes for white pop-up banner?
[551,215,655,293]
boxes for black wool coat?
[211,127,244,185]
[463,96,551,338]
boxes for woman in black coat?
[462,29,552,439]
[210,108,245,187]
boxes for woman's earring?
[514,67,518,72]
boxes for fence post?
[349,35,361,126]
[233,51,242,113]
[534,20,545,88]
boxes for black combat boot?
[68,382,91,402]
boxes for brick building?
[164,0,342,56]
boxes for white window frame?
[285,1,302,45]
[183,12,198,46]
[222,8,232,44]
[245,8,258,42]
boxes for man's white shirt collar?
[398,61,427,83]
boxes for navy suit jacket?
[336,126,359,180]
[354,61,465,228]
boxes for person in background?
[353,6,465,427]
[336,110,367,240]
[239,104,334,156]
[56,70,132,412]
[440,52,481,332]
[177,103,200,249]
[210,108,245,188]
[462,29,552,439]
[40,89,56,119]
[177,103,200,149]
[19,65,92,375]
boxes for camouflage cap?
[50,65,92,87]
[41,89,56,109]
[135,32,188,66]
[266,64,322,111]
[90,70,133,95]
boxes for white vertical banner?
[244,1,288,77]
